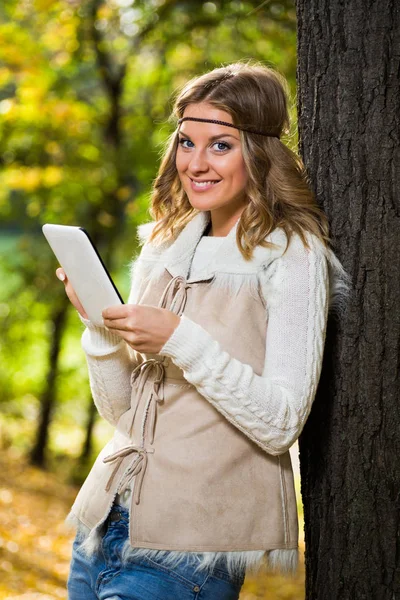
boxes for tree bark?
[295,1,400,598]
[79,398,97,464]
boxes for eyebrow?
[178,132,239,142]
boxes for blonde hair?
[148,60,331,259]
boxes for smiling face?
[175,103,249,226]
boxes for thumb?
[56,268,67,282]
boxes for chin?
[188,201,220,212]
[185,195,222,212]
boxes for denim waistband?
[103,502,246,588]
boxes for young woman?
[58,61,349,600]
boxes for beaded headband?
[177,117,280,139]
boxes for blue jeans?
[68,505,245,600]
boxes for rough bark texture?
[296,1,400,598]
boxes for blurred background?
[0,0,303,597]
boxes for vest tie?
[103,444,155,505]
[128,358,165,440]
[102,274,194,503]
[158,274,193,314]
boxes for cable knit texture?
[70,211,350,579]
[159,232,329,455]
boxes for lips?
[190,178,221,191]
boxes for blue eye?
[214,141,230,152]
[178,138,231,152]
[178,138,194,149]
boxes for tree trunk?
[295,1,400,598]
[30,298,69,468]
[79,397,97,464]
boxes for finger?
[74,298,89,320]
[56,268,67,282]
[63,280,88,319]
[102,305,134,320]
[103,318,136,332]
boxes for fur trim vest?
[67,210,350,578]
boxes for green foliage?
[0,0,297,462]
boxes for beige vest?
[70,211,298,554]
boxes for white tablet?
[42,224,124,326]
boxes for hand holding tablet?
[43,224,124,327]
[55,267,88,319]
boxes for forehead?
[179,102,237,138]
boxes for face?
[175,102,248,219]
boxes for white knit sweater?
[81,228,332,454]
[76,223,347,576]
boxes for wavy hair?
[147,60,331,259]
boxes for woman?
[58,61,349,600]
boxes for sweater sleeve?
[79,295,140,427]
[159,233,329,455]
[77,223,161,425]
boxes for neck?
[204,221,213,236]
[207,206,244,238]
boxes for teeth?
[192,180,219,187]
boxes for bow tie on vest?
[103,444,155,504]
[102,275,195,505]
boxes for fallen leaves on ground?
[0,450,304,599]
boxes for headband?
[177,117,280,139]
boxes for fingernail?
[57,271,66,281]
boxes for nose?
[188,148,209,174]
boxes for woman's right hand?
[56,268,89,320]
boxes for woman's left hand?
[102,304,181,354]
